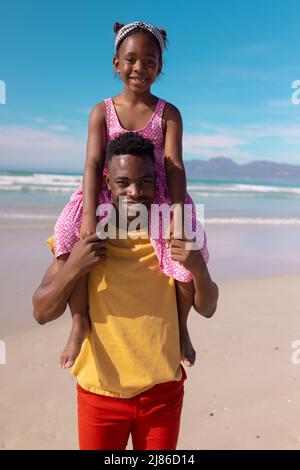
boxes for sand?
[1,224,300,449]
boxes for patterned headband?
[114,21,165,55]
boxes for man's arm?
[190,257,218,318]
[170,239,218,318]
[32,234,107,325]
[32,257,81,324]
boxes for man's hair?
[106,132,155,167]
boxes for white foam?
[0,212,57,220]
[188,182,300,195]
[0,173,82,192]
[206,217,300,225]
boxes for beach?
[1,214,300,450]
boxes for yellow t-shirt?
[47,229,182,398]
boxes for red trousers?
[77,365,187,450]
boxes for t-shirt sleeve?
[46,235,55,255]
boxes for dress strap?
[151,98,166,134]
[104,98,111,128]
[155,98,166,119]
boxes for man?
[32,132,218,450]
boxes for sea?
[0,169,300,225]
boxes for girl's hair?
[113,22,168,63]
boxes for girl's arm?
[81,102,107,237]
[170,238,219,318]
[164,103,187,207]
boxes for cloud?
[228,43,278,57]
[183,133,246,149]
[33,116,49,124]
[76,106,91,115]
[0,126,79,149]
[47,124,68,132]
[0,125,85,170]
[183,120,300,163]
[267,99,293,108]
[186,64,276,83]
[183,131,258,160]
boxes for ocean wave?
[205,217,300,225]
[0,173,82,192]
[0,184,75,193]
[188,182,300,196]
[1,172,300,198]
[0,212,57,220]
[0,212,299,225]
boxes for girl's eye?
[125,59,155,65]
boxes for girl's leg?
[175,280,196,367]
[57,254,90,369]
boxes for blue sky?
[0,0,300,172]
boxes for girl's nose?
[134,60,145,72]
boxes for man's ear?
[106,174,111,192]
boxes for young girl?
[54,21,209,370]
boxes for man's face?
[113,33,162,93]
[106,153,156,221]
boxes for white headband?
[114,21,165,55]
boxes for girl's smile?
[129,76,149,87]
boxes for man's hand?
[32,233,107,325]
[68,233,107,277]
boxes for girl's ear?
[113,55,120,73]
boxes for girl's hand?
[169,237,201,273]
[165,204,184,248]
[80,215,97,239]
[68,233,107,276]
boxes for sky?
[0,0,300,172]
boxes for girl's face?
[113,32,162,93]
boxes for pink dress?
[54,97,209,282]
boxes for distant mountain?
[185,157,300,185]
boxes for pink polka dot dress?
[54,97,209,282]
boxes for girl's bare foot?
[179,327,196,367]
[59,316,90,369]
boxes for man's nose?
[127,183,140,197]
